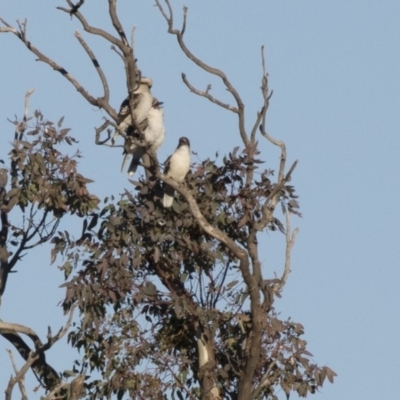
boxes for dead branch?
[58,0,139,97]
[6,349,28,400]
[273,211,299,294]
[95,120,113,145]
[249,47,273,143]
[20,88,35,140]
[0,321,43,348]
[108,0,129,46]
[0,304,76,392]
[0,17,117,121]
[1,330,61,391]
[41,304,77,352]
[58,1,122,46]
[75,30,110,103]
[181,73,238,113]
[155,0,248,146]
[5,350,37,400]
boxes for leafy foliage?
[47,145,335,399]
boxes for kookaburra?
[163,137,190,208]
[113,77,153,143]
[121,97,166,176]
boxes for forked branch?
[155,0,248,146]
[1,305,76,394]
[58,0,139,97]
[182,73,238,113]
[0,17,117,121]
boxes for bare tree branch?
[107,0,129,46]
[0,304,76,393]
[250,47,271,143]
[0,17,117,121]
[6,349,28,400]
[20,88,35,140]
[58,0,139,97]
[75,30,110,103]
[273,211,299,294]
[57,1,122,46]
[155,0,248,146]
[181,73,238,113]
[5,350,37,400]
[1,330,60,391]
[0,321,43,347]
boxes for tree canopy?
[0,1,335,399]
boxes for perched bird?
[121,98,166,176]
[163,137,191,208]
[113,77,153,143]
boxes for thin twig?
[182,73,238,113]
[130,25,137,49]
[14,88,35,140]
[110,44,124,61]
[273,211,298,294]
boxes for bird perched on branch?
[163,137,190,208]
[121,97,165,176]
[112,77,153,143]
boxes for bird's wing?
[116,93,142,124]
[121,146,146,174]
[116,97,130,124]
[136,117,149,134]
[121,152,131,173]
[125,117,149,138]
[163,154,172,174]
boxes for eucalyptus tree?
[0,1,335,399]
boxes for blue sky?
[1,1,400,399]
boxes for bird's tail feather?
[128,158,140,176]
[163,195,174,208]
[121,153,131,173]
[163,184,175,208]
[122,147,145,176]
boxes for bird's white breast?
[145,108,165,152]
[167,145,190,182]
[134,91,153,124]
